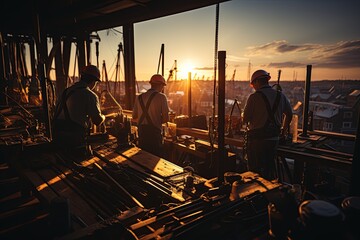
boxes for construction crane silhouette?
[231,69,236,98]
[167,60,177,82]
[247,60,252,81]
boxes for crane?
[167,60,177,82]
[231,69,236,99]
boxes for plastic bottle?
[290,114,298,143]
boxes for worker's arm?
[161,94,170,123]
[280,95,293,138]
[89,94,106,126]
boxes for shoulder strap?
[53,86,85,121]
[272,91,281,116]
[62,89,72,121]
[256,91,281,126]
[53,89,68,120]
[138,91,158,126]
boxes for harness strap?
[138,91,158,127]
[256,90,281,128]
[53,86,86,122]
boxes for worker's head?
[149,74,166,88]
[250,69,271,88]
[81,65,101,84]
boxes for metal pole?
[95,41,99,68]
[188,72,191,118]
[218,51,226,184]
[0,33,8,105]
[350,110,360,196]
[54,36,66,96]
[123,23,136,110]
[157,43,164,76]
[115,43,121,97]
[77,34,86,73]
[161,44,164,77]
[33,9,51,139]
[28,38,38,102]
[62,37,72,87]
[301,65,312,137]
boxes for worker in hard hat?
[243,69,293,180]
[132,74,170,157]
[52,65,106,158]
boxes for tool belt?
[52,119,87,147]
[138,124,162,141]
[247,90,281,140]
[247,125,280,140]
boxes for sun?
[178,61,195,80]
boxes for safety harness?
[138,91,158,127]
[52,86,87,147]
[247,90,281,139]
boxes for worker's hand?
[104,113,118,118]
[280,127,288,141]
[100,122,107,133]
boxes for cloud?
[246,40,319,56]
[194,66,213,71]
[311,40,360,68]
[226,55,249,62]
[247,40,360,69]
[267,61,305,68]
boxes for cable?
[209,3,220,168]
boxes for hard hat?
[149,74,166,85]
[250,69,271,84]
[81,65,101,82]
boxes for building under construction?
[1,1,359,239]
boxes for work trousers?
[138,125,163,157]
[246,138,278,180]
[52,119,90,160]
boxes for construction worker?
[52,65,105,158]
[243,69,292,180]
[132,74,170,157]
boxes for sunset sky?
[91,0,360,82]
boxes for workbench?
[13,140,209,238]
[164,138,237,178]
[175,127,353,192]
[276,135,352,186]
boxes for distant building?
[308,88,359,135]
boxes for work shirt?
[54,81,103,129]
[243,86,292,133]
[132,88,170,131]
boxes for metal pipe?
[77,34,86,72]
[157,43,164,76]
[95,41,99,68]
[123,23,136,110]
[188,72,192,118]
[350,110,360,196]
[0,33,8,105]
[217,51,226,184]
[301,65,312,137]
[33,10,52,139]
[93,162,144,208]
[29,38,39,101]
[54,36,66,96]
[53,154,113,218]
[62,37,72,87]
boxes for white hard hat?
[250,69,271,84]
[149,74,166,85]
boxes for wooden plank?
[35,167,99,227]
[177,127,245,147]
[20,169,58,206]
[118,146,183,177]
[94,146,146,173]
